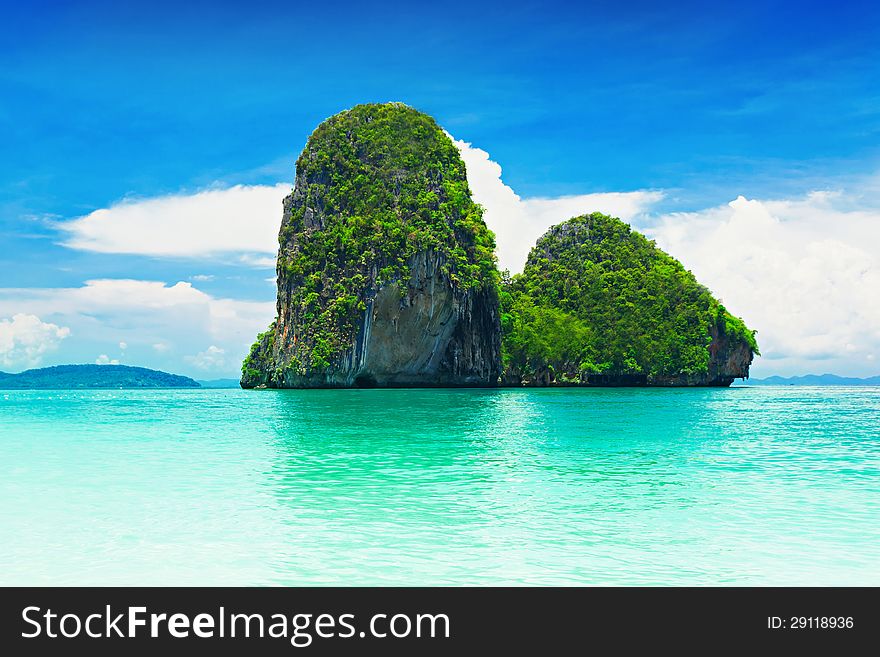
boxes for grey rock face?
[244,248,501,388]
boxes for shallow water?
[1,386,878,585]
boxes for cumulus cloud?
[0,314,70,370]
[59,184,289,260]
[646,193,880,376]
[56,141,661,274]
[0,280,274,376]
[238,255,277,268]
[453,137,664,272]
[95,354,119,365]
[186,345,227,371]
[0,279,271,339]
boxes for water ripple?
[0,386,877,585]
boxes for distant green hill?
[196,378,242,388]
[0,364,201,389]
[747,374,880,386]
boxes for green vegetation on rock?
[244,103,499,382]
[501,213,758,383]
[242,103,757,389]
[242,322,275,382]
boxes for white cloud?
[186,345,227,371]
[191,274,215,282]
[95,354,119,365]
[0,279,272,340]
[0,314,71,370]
[57,142,659,274]
[238,255,277,268]
[453,137,664,272]
[59,184,289,259]
[646,193,880,377]
[0,280,274,376]
[118,341,127,350]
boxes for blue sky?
[1,0,879,378]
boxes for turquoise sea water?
[1,386,878,586]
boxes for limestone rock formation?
[242,103,501,388]
[500,213,758,386]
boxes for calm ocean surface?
[1,386,878,586]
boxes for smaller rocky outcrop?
[500,213,758,387]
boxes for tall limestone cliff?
[500,213,758,386]
[242,103,502,388]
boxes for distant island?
[746,374,880,386]
[196,378,242,388]
[0,364,200,389]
